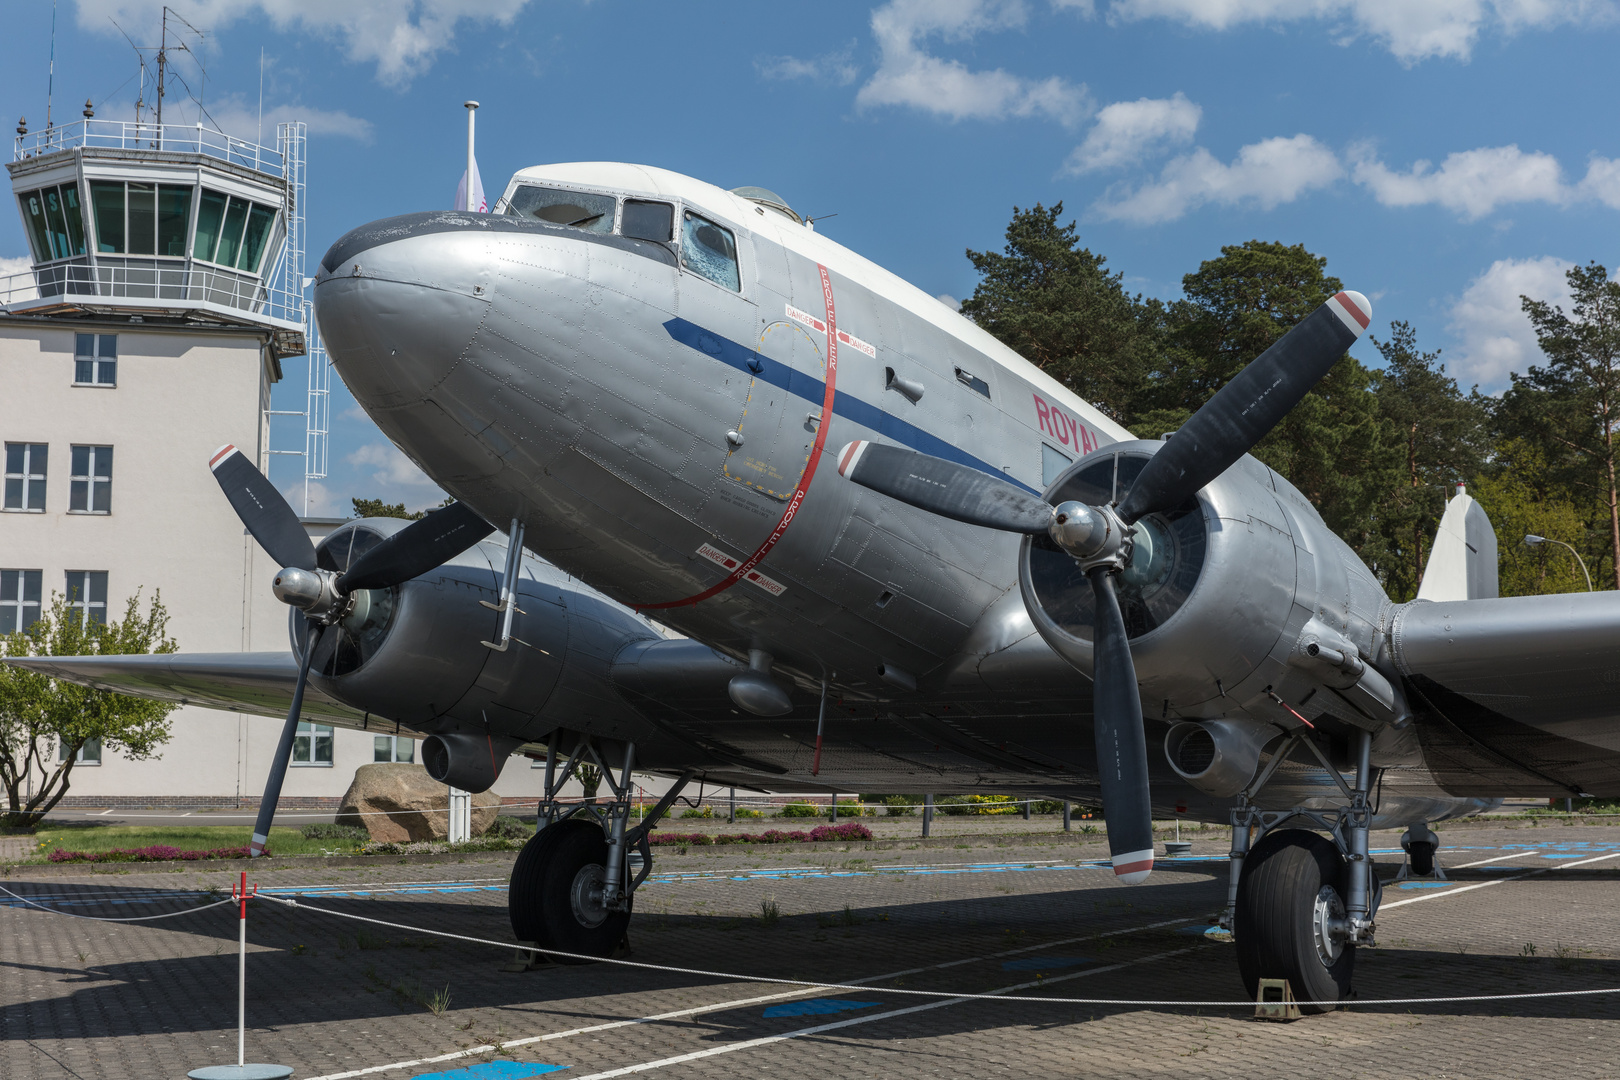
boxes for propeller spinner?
[836,290,1371,883]
[208,444,495,856]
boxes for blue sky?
[4,0,1617,514]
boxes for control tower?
[0,118,348,809]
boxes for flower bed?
[648,822,872,846]
[48,845,252,863]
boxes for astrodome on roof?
[730,186,801,224]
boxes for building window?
[4,443,47,512]
[0,570,43,633]
[192,188,278,271]
[69,445,113,513]
[373,734,415,763]
[19,184,87,262]
[1042,444,1073,487]
[64,571,108,626]
[59,737,102,765]
[292,721,334,766]
[88,181,194,258]
[74,334,117,386]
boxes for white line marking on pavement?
[1451,852,1533,869]
[1381,850,1620,911]
[564,946,1201,1080]
[301,916,1196,1080]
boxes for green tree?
[1369,321,1491,600]
[351,497,424,520]
[1469,447,1592,596]
[960,203,1157,421]
[0,591,180,827]
[1139,240,1397,562]
[1504,262,1620,589]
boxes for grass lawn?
[21,823,363,861]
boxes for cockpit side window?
[506,185,616,234]
[680,210,740,292]
[622,199,673,243]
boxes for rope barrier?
[257,893,1620,1009]
[0,883,235,922]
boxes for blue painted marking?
[1001,955,1092,970]
[662,317,1042,495]
[1396,882,1454,889]
[410,1062,565,1079]
[1542,853,1599,859]
[763,998,880,1018]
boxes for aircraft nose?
[314,213,495,409]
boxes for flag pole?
[464,100,479,212]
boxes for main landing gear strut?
[1221,727,1382,1012]
[508,732,692,961]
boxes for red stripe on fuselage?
[638,265,842,611]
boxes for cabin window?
[506,185,616,234]
[622,199,673,243]
[1041,444,1072,487]
[681,210,740,291]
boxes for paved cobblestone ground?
[3,820,1620,1079]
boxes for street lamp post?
[1523,534,1595,592]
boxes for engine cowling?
[289,520,571,768]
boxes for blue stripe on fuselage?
[663,317,1040,495]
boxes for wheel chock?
[500,941,552,972]
[1253,978,1301,1021]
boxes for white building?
[0,119,551,810]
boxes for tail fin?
[1416,484,1498,601]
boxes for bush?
[779,802,819,817]
[648,832,715,846]
[649,822,873,846]
[832,800,870,817]
[300,823,370,842]
[484,816,533,840]
[1033,799,1066,815]
[679,806,715,819]
[937,795,1019,816]
[50,845,251,863]
[735,807,765,819]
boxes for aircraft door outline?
[722,320,824,501]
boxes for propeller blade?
[249,621,321,857]
[836,440,1054,533]
[334,501,495,593]
[1088,568,1155,884]
[1117,291,1371,524]
[209,444,318,572]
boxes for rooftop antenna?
[46,0,57,131]
[257,47,264,146]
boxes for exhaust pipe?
[421,731,525,793]
[1164,719,1282,798]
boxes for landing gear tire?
[1407,840,1436,877]
[1235,828,1355,1013]
[508,819,630,962]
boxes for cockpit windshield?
[506,186,616,234]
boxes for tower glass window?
[4,443,47,512]
[63,570,108,626]
[18,184,87,262]
[69,446,113,513]
[88,181,195,258]
[0,570,43,633]
[74,334,117,386]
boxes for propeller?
[836,291,1371,883]
[207,444,495,856]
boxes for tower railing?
[13,119,285,177]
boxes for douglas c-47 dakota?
[19,162,1620,1012]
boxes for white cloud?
[1092,134,1342,223]
[202,97,375,144]
[279,479,343,519]
[1447,255,1572,390]
[0,255,38,303]
[1065,92,1200,173]
[757,45,860,86]
[1104,0,1616,64]
[855,0,1093,126]
[75,0,531,87]
[936,293,962,310]
[348,441,447,510]
[1577,155,1620,208]
[1351,143,1571,220]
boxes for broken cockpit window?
[505,186,616,234]
[681,210,740,292]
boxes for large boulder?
[336,763,501,842]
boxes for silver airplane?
[18,163,1620,1013]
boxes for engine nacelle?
[1018,440,1393,728]
[292,520,574,741]
[422,731,527,792]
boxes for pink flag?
[454,157,487,213]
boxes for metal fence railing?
[0,260,302,324]
[13,119,286,178]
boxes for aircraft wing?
[1392,591,1620,796]
[3,653,372,729]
